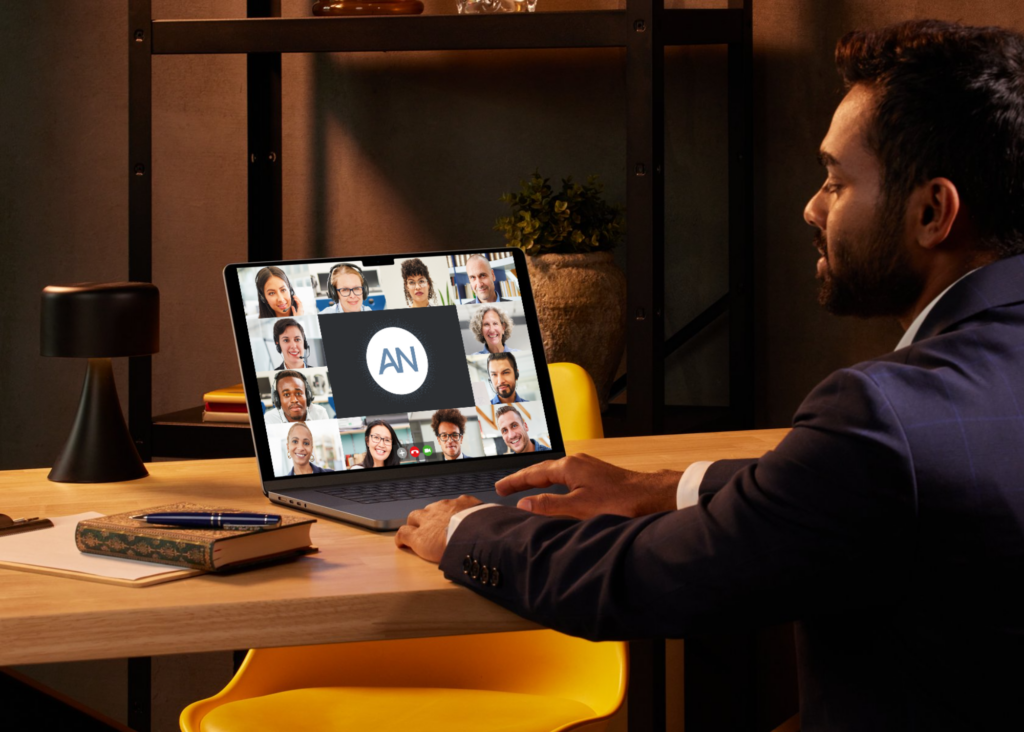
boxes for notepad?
[0,512,200,586]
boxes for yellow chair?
[547,362,604,441]
[181,363,625,732]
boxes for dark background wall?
[4,0,1024,478]
[9,1,1022,473]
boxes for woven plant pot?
[526,252,626,410]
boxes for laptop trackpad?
[487,483,570,507]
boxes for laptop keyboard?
[318,470,516,505]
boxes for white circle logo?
[366,327,429,395]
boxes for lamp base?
[49,358,149,483]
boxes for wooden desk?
[0,429,788,668]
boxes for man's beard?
[816,193,925,318]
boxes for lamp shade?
[41,282,159,358]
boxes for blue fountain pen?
[129,511,282,529]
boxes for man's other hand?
[395,495,483,563]
[495,453,682,520]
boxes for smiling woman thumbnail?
[469,306,519,355]
[359,420,402,468]
[285,422,333,475]
[255,266,304,318]
[272,318,309,370]
[401,258,435,308]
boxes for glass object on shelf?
[457,0,538,13]
[313,0,424,15]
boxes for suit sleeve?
[439,367,918,641]
[699,458,759,496]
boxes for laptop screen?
[224,249,564,481]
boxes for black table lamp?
[41,282,159,483]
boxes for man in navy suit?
[397,20,1024,730]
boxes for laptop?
[224,248,569,530]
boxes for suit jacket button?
[463,555,472,574]
[471,560,480,579]
[490,568,500,586]
[480,565,490,584]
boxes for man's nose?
[804,189,826,230]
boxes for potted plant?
[495,173,626,409]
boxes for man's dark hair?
[431,408,467,436]
[400,258,435,304]
[836,20,1024,256]
[487,351,518,374]
[275,369,307,391]
[495,405,523,423]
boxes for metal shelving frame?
[126,3,753,729]
[127,0,753,458]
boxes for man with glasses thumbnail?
[431,408,473,460]
[322,263,372,313]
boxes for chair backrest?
[548,362,604,441]
[206,631,627,720]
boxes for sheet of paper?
[0,512,184,580]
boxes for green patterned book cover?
[75,502,315,571]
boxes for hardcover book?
[203,384,247,406]
[201,410,250,424]
[75,502,316,571]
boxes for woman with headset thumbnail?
[401,258,436,308]
[355,419,402,469]
[321,263,372,314]
[469,305,520,355]
[272,318,310,370]
[284,422,334,475]
[264,370,330,424]
[255,266,305,318]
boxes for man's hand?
[395,494,483,563]
[495,453,682,520]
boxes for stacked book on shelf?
[203,383,249,423]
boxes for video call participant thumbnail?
[358,419,402,469]
[470,306,518,355]
[466,254,513,304]
[401,258,436,308]
[256,266,305,318]
[322,263,371,314]
[488,352,525,405]
[496,405,549,454]
[285,422,334,476]
[265,370,330,424]
[431,409,473,460]
[272,318,309,370]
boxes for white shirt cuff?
[677,461,713,509]
[446,504,499,544]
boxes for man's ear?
[908,178,960,250]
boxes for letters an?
[379,347,419,375]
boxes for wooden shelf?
[149,10,742,56]
[152,407,255,459]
